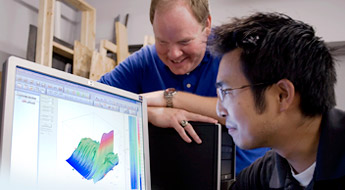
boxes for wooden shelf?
[52,41,74,59]
[36,0,96,72]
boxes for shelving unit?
[35,0,95,78]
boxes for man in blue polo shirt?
[99,0,269,174]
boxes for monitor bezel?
[0,56,151,189]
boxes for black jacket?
[231,108,345,190]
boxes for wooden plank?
[53,41,74,59]
[144,35,155,46]
[102,40,117,54]
[36,0,55,67]
[89,51,102,81]
[100,40,117,57]
[81,10,96,50]
[59,0,95,11]
[87,9,96,50]
[103,56,117,73]
[73,40,92,78]
[99,40,107,57]
[89,51,116,81]
[115,22,130,63]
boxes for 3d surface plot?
[66,130,119,183]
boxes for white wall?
[1,0,345,58]
[83,0,345,45]
[210,0,345,43]
[84,0,152,46]
[0,0,39,59]
[0,0,345,110]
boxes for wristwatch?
[164,88,177,108]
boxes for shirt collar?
[201,47,211,63]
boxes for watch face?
[165,88,176,97]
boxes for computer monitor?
[0,56,151,190]
[149,122,233,190]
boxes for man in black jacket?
[211,12,345,189]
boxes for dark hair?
[150,0,210,27]
[211,12,336,116]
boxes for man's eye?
[158,40,167,45]
[224,90,232,94]
[223,89,234,95]
[180,40,191,45]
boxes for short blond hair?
[150,0,210,27]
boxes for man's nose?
[168,45,183,59]
[216,99,228,118]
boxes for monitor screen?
[0,56,151,190]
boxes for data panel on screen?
[0,60,148,190]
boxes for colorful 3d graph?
[66,130,119,183]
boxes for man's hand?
[148,107,218,144]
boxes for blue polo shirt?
[99,45,219,96]
[99,44,270,175]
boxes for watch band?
[164,88,177,108]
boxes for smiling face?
[216,49,279,150]
[152,1,211,75]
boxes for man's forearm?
[141,90,225,124]
[172,91,225,124]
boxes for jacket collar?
[269,152,302,189]
[314,108,345,181]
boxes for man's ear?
[205,15,212,35]
[276,79,295,112]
